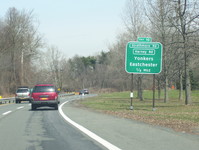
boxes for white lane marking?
[2,111,12,115]
[17,106,24,110]
[59,101,122,150]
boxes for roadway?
[0,95,106,150]
[0,95,199,150]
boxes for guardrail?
[0,97,15,104]
[59,93,75,97]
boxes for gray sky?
[0,0,126,58]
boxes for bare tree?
[0,8,42,93]
[122,0,148,100]
[44,46,66,89]
[146,0,176,102]
[169,0,199,104]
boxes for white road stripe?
[17,106,24,109]
[59,101,122,150]
[2,111,12,115]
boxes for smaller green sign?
[138,37,152,42]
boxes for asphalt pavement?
[61,96,199,150]
[1,95,199,150]
[0,100,106,150]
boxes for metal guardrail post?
[59,93,75,97]
[0,97,15,105]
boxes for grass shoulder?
[80,90,199,134]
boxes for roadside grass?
[80,90,199,133]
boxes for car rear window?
[32,86,55,93]
[17,89,29,93]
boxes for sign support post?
[152,74,156,111]
[130,74,134,110]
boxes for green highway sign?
[125,41,163,74]
[138,37,152,42]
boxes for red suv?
[31,84,60,110]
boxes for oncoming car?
[79,89,89,95]
[31,84,60,110]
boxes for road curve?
[0,97,106,150]
[1,95,199,150]
[61,96,199,150]
[59,101,121,150]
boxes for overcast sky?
[1,0,126,58]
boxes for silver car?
[15,87,31,103]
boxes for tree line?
[0,0,199,105]
[0,8,42,94]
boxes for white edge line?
[2,110,12,115]
[59,101,122,150]
[17,106,24,110]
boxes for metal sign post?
[152,74,156,111]
[130,74,134,110]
